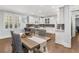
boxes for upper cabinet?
[57,7,64,24]
[45,18,50,24]
[39,17,45,24]
[28,16,57,25]
[40,16,56,24]
[56,7,65,31]
[49,17,56,24]
[29,16,39,24]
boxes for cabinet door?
[39,18,45,24]
[50,17,56,24]
[29,16,40,24]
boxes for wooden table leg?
[44,46,48,53]
[28,50,33,53]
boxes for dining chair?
[24,28,31,36]
[24,28,31,32]
[31,28,35,35]
[10,31,15,52]
[38,30,46,37]
[11,31,24,53]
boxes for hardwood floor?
[0,38,12,53]
[0,33,79,53]
[47,32,79,53]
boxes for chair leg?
[23,48,28,53]
[28,50,33,53]
[22,44,28,53]
[44,46,48,53]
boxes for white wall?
[0,11,27,39]
[0,12,3,29]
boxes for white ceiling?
[0,5,63,17]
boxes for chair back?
[11,31,23,53]
[24,28,31,32]
[38,30,46,37]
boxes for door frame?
[71,10,79,37]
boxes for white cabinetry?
[55,6,71,48]
[49,17,56,24]
[39,17,45,24]
[29,16,39,24]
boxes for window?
[4,13,20,29]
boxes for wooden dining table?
[20,33,51,53]
[28,36,50,53]
[19,33,39,52]
[21,37,39,53]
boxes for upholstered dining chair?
[24,28,31,36]
[11,31,29,53]
[11,31,24,53]
[10,31,15,52]
[38,30,46,37]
